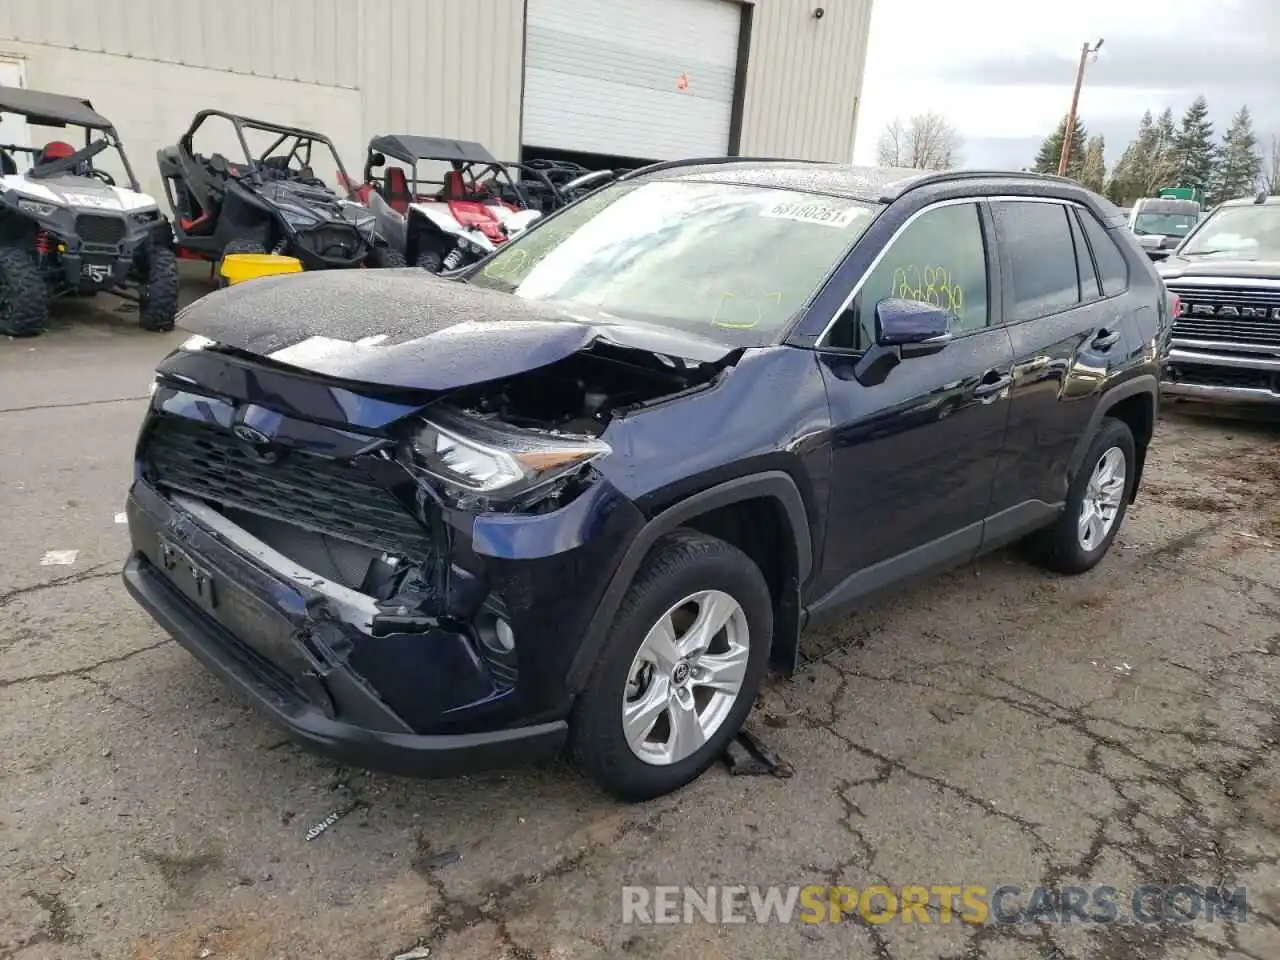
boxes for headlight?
[18,199,57,217]
[406,408,609,505]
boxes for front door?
[811,200,1014,610]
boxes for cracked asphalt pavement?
[2,285,1278,960]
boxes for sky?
[851,0,1280,172]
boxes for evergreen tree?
[1033,115,1088,180]
[1080,136,1106,194]
[1209,105,1262,204]
[1107,110,1177,203]
[1173,96,1215,191]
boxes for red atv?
[346,135,560,272]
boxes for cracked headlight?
[18,198,58,217]
[406,408,609,503]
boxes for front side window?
[1178,205,1280,260]
[830,202,989,349]
[469,180,880,347]
[992,201,1081,321]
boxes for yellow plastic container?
[219,253,303,286]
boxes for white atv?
[0,87,178,336]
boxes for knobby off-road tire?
[216,238,267,288]
[1026,417,1136,575]
[0,245,48,337]
[568,530,772,802]
[138,244,180,332]
[367,244,407,269]
[414,240,446,274]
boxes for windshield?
[1178,205,1280,259]
[468,180,879,346]
[1133,213,1198,237]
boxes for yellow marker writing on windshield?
[711,291,784,329]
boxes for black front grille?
[1167,361,1279,391]
[297,225,363,260]
[144,416,434,558]
[1169,283,1280,349]
[75,214,126,247]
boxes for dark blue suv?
[122,160,1169,800]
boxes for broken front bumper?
[120,478,609,777]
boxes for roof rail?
[888,168,1081,200]
[616,155,831,181]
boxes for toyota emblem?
[233,424,271,446]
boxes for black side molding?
[565,471,813,691]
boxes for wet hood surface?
[178,269,737,391]
[1158,257,1280,281]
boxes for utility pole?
[1058,38,1104,177]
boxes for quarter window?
[992,201,1080,320]
[1069,210,1101,300]
[834,202,989,349]
[1078,210,1130,296]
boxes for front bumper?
[121,480,579,777]
[1161,345,1280,405]
[123,552,567,776]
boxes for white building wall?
[739,0,875,163]
[0,0,872,206]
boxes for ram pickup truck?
[1159,193,1280,405]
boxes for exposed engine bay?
[439,341,734,436]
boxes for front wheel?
[1026,417,1135,574]
[366,244,407,269]
[414,239,446,273]
[568,531,772,801]
[137,244,179,332]
[0,245,48,337]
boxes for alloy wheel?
[1078,446,1126,551]
[621,589,750,766]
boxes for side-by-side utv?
[0,86,177,336]
[156,111,399,271]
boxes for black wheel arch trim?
[565,471,813,691]
[1067,373,1157,494]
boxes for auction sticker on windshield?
[763,198,863,228]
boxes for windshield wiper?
[1180,249,1242,257]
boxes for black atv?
[0,86,178,337]
[156,110,397,273]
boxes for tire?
[137,244,180,332]
[1026,417,1136,575]
[0,245,48,337]
[217,238,267,288]
[568,530,772,802]
[414,240,445,274]
[367,244,406,269]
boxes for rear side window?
[992,201,1081,320]
[1069,211,1100,299]
[1078,211,1130,296]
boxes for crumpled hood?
[178,268,737,391]
[1158,257,1280,282]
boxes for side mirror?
[370,151,386,168]
[875,297,952,356]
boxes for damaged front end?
[123,328,735,775]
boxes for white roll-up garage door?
[522,0,742,160]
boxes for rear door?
[987,199,1131,534]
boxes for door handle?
[972,370,1013,400]
[1092,328,1122,350]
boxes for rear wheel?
[1026,417,1135,574]
[137,244,179,332]
[217,238,266,288]
[0,245,48,337]
[568,530,772,801]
